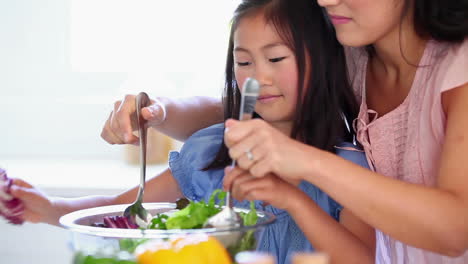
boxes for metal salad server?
[123,92,153,228]
[204,77,261,228]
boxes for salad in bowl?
[59,190,275,264]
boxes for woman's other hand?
[101,94,166,145]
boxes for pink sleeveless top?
[347,39,468,264]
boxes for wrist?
[300,145,328,182]
[285,143,322,182]
[283,187,308,214]
[48,197,69,226]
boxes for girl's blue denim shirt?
[169,124,369,264]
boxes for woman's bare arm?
[156,96,223,141]
[222,84,468,256]
[305,84,468,256]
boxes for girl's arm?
[10,168,183,226]
[101,95,222,144]
[114,168,183,204]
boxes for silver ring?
[245,149,254,161]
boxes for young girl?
[6,0,373,264]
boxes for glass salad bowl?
[59,202,275,263]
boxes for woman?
[102,0,468,263]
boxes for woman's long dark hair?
[412,0,468,42]
[205,0,358,170]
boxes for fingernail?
[148,105,159,118]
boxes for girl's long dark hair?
[412,0,468,42]
[205,0,358,170]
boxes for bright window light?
[1,0,240,159]
[71,0,239,73]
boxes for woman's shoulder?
[430,38,468,93]
[443,38,468,59]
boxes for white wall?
[0,0,238,159]
[0,0,239,263]
[0,0,124,159]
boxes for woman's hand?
[224,118,316,181]
[223,166,301,211]
[9,178,62,225]
[101,94,166,145]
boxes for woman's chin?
[335,32,371,48]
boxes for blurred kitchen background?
[0,0,240,263]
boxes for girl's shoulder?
[188,123,225,140]
[180,123,225,151]
[169,123,224,173]
[168,124,225,201]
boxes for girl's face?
[317,0,406,47]
[233,12,299,128]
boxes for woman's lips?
[258,95,281,103]
[329,15,352,25]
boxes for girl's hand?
[224,118,314,181]
[9,178,62,225]
[223,166,300,211]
